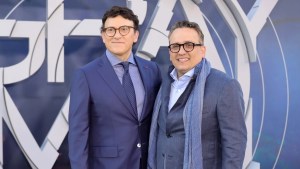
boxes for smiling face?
[169,27,206,78]
[101,15,139,61]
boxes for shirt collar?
[106,50,136,66]
[170,68,195,81]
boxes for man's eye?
[121,27,126,30]
[185,43,193,47]
[106,28,114,32]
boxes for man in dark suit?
[68,6,161,169]
[148,21,247,169]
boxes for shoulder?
[81,57,102,70]
[134,55,160,72]
[135,55,158,67]
[206,68,241,91]
[207,68,230,81]
[71,56,104,80]
[207,68,237,83]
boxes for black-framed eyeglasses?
[102,25,135,37]
[168,42,203,53]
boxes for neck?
[177,72,183,79]
[114,54,128,61]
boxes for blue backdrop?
[0,0,299,168]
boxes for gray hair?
[168,20,204,44]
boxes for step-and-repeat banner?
[0,0,299,168]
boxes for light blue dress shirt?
[168,68,194,111]
[106,50,145,120]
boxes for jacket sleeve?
[68,69,90,169]
[217,79,247,169]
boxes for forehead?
[104,15,134,28]
[169,27,200,43]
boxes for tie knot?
[120,61,130,72]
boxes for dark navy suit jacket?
[68,54,161,169]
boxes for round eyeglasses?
[168,42,203,53]
[102,26,135,37]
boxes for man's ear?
[101,32,106,43]
[134,30,139,43]
[200,45,206,55]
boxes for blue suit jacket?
[201,68,247,169]
[68,54,161,169]
[148,68,246,169]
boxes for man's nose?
[114,30,122,38]
[178,46,187,54]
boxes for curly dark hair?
[101,6,139,31]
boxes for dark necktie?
[120,62,137,115]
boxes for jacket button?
[137,143,141,148]
[166,133,172,138]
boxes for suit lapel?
[96,54,137,120]
[135,56,151,120]
[161,73,173,123]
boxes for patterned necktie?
[120,62,137,115]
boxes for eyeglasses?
[168,42,203,53]
[102,26,135,37]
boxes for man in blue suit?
[68,6,161,169]
[148,21,247,169]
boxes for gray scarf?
[148,58,211,169]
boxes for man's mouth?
[177,58,189,62]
